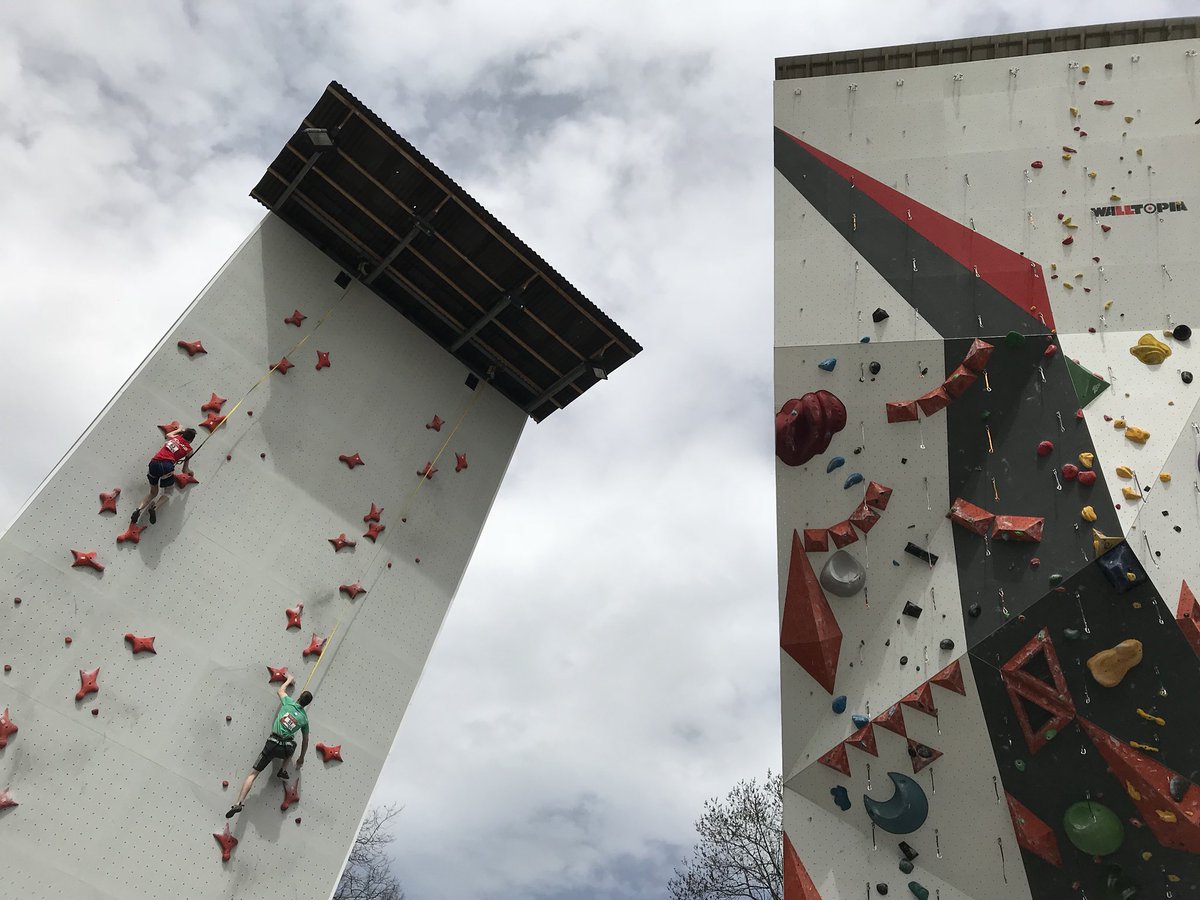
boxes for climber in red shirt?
[130,428,196,525]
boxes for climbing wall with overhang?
[0,85,639,899]
[774,19,1200,900]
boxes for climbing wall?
[775,25,1200,900]
[0,213,526,898]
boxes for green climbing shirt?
[271,696,309,739]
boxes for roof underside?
[251,82,640,422]
[776,16,1199,80]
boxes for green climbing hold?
[1049,573,1064,587]
[1063,800,1125,855]
[981,410,991,421]
[1014,759,1026,772]
[1005,330,1025,349]
[1065,356,1110,408]
[898,860,914,875]
[1045,728,1058,741]
[1063,627,1082,641]
[908,882,930,900]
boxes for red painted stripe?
[779,129,1055,332]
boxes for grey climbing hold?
[872,308,889,323]
[968,603,981,618]
[1183,371,1194,384]
[908,882,929,900]
[1173,324,1191,341]
[844,472,864,489]
[1169,775,1189,802]
[902,601,923,619]
[820,550,866,597]
[903,543,938,566]
[852,714,869,729]
[832,695,847,714]
[827,456,846,473]
[939,638,954,651]
[830,785,851,810]
[899,656,909,666]
[877,885,889,896]
[869,361,881,375]
[818,357,838,372]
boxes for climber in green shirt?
[226,674,312,818]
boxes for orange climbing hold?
[455,453,468,472]
[339,582,366,599]
[315,351,331,371]
[315,742,343,763]
[213,824,238,861]
[267,666,289,683]
[338,453,365,469]
[98,488,121,514]
[0,707,17,748]
[328,533,356,552]
[123,634,156,655]
[200,393,226,414]
[284,309,307,326]
[281,776,301,811]
[426,415,444,432]
[364,523,385,542]
[417,462,438,480]
[302,634,326,658]
[116,523,143,545]
[285,604,303,629]
[363,502,383,523]
[70,550,104,572]
[177,339,207,357]
[76,667,100,701]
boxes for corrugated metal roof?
[251,82,641,422]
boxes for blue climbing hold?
[830,785,851,811]
[832,695,847,714]
[851,714,869,729]
[826,456,845,473]
[818,357,837,372]
[860,336,870,343]
[844,472,864,489]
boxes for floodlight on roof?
[303,128,334,148]
[591,365,608,381]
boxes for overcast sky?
[0,3,1194,898]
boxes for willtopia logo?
[1091,200,1188,217]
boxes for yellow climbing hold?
[1064,282,1074,290]
[1122,486,1142,501]
[1093,529,1122,555]
[1169,875,1181,883]
[1136,148,1144,156]
[1126,572,1138,582]
[1129,333,1171,365]
[1104,301,1114,310]
[1081,65,1090,73]
[1127,782,1142,800]
[1081,506,1098,522]
[1075,272,1083,279]
[1050,263,1057,270]
[1063,216,1073,225]
[1114,419,1126,429]
[1155,809,1177,823]
[1111,194,1122,201]
[1079,452,1094,468]
[1125,426,1150,444]
[1070,106,1080,116]
[1124,115,1134,123]
[1160,472,1171,483]
[1142,851,1153,861]
[1115,466,1133,479]
[1062,153,1073,161]
[1088,170,1097,179]
[1130,740,1158,752]
[1136,708,1165,725]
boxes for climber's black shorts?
[147,459,176,487]
[253,736,296,772]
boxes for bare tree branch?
[334,803,406,900]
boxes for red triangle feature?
[907,739,943,774]
[864,481,892,511]
[1001,630,1076,755]
[783,832,823,900]
[844,723,878,757]
[780,531,842,694]
[930,659,967,696]
[1005,793,1063,867]
[1176,580,1200,657]
[817,742,851,777]
[872,703,908,738]
[900,682,937,718]
[1078,718,1200,853]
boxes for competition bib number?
[279,713,298,733]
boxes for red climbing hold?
[1002,630,1076,755]
[174,470,199,489]
[872,703,908,738]
[315,351,330,371]
[930,659,966,695]
[201,393,227,414]
[0,788,16,810]
[315,742,343,763]
[281,776,301,811]
[907,739,943,774]
[962,338,995,372]
[124,634,156,655]
[99,488,121,514]
[1043,344,1058,358]
[802,529,829,553]
[363,523,385,542]
[948,498,995,536]
[992,515,1045,542]
[363,503,383,523]
[1101,224,1112,233]
[1062,146,1077,154]
[417,462,437,480]
[1030,160,1044,169]
[864,481,892,511]
[328,533,356,552]
[338,453,364,469]
[1094,99,1115,106]
[284,309,306,327]
[285,604,303,629]
[0,708,17,748]
[848,502,881,535]
[302,634,326,657]
[214,824,238,862]
[817,741,852,776]
[177,339,207,357]
[827,520,858,548]
[1006,792,1063,867]
[1175,581,1200,657]
[900,682,938,717]
[340,582,366,600]
[222,779,229,787]
[1077,470,1097,487]
[780,531,842,694]
[273,357,294,375]
[71,550,104,572]
[915,387,951,417]
[844,723,878,757]
[1036,440,1054,457]
[941,365,978,400]
[158,420,181,434]
[1061,464,1079,481]
[775,391,848,466]
[455,453,468,473]
[885,400,919,423]
[200,412,227,432]
[426,415,444,432]
[267,666,289,683]
[1062,236,1074,246]
[76,668,100,701]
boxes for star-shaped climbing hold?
[315,351,330,371]
[280,776,301,811]
[71,550,104,572]
[116,523,143,544]
[328,533,356,552]
[273,357,294,375]
[284,309,306,327]
[315,742,343,763]
[302,634,326,657]
[99,487,121,514]
[455,453,468,473]
[157,420,180,434]
[214,824,238,862]
[363,523,385,542]
[363,503,383,523]
[339,453,364,469]
[426,415,443,432]
[76,667,100,701]
[201,393,227,414]
[0,707,17,748]
[174,470,199,489]
[200,412,227,432]
[124,633,156,654]
[340,582,366,600]
[177,339,207,357]
[267,666,289,683]
[0,788,16,809]
[285,603,303,629]
[417,462,437,480]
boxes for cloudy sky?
[0,2,1193,897]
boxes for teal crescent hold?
[863,772,929,835]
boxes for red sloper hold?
[864,481,892,511]
[124,634,156,654]
[158,420,180,434]
[302,634,326,658]
[991,515,1045,543]
[907,739,943,774]
[174,470,199,489]
[267,666,289,683]
[281,776,301,811]
[1006,792,1063,867]
[76,668,100,701]
[775,391,848,467]
[941,364,978,400]
[930,659,967,696]
[782,832,823,900]
[900,682,938,717]
[285,604,303,629]
[885,400,919,423]
[417,462,438,480]
[363,523,385,542]
[99,488,121,514]
[273,357,294,375]
[1078,717,1200,853]
[363,503,383,523]
[0,788,16,809]
[340,582,366,599]
[844,723,878,757]
[284,309,306,326]
[426,415,443,432]
[116,523,143,545]
[962,338,996,373]
[200,412,227,432]
[916,386,952,417]
[455,452,468,473]
[827,521,858,549]
[315,351,331,371]
[948,498,996,536]
[338,453,364,469]
[315,742,343,763]
[214,824,238,862]
[1175,580,1200,657]
[328,533,356,552]
[1001,629,1076,755]
[780,531,842,694]
[848,502,880,535]
[872,703,908,738]
[0,707,17,748]
[201,393,226,414]
[177,339,207,357]
[802,529,829,553]
[817,741,851,777]
[70,550,104,572]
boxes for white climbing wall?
[0,213,525,898]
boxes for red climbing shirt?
[152,435,193,463]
